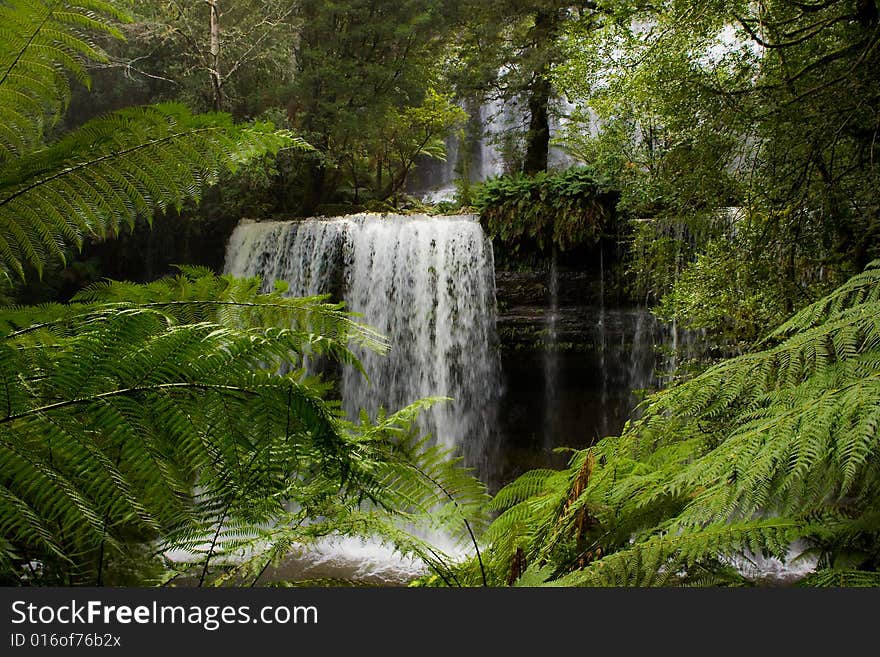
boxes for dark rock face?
[492,269,670,484]
[496,270,602,307]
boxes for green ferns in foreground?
[461,260,880,587]
[0,0,303,281]
[0,0,489,586]
[0,270,489,585]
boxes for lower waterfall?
[223,213,502,582]
[224,213,501,480]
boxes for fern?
[797,570,880,588]
[469,260,880,586]
[0,0,129,161]
[70,267,388,367]
[474,167,612,252]
[0,1,306,280]
[0,273,489,585]
[550,518,797,587]
[768,261,880,340]
[0,105,300,279]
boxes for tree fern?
[0,272,488,585]
[549,518,796,587]
[0,104,301,279]
[768,261,880,340]
[467,261,880,586]
[0,0,129,161]
[0,290,340,582]
[207,422,491,588]
[71,267,388,367]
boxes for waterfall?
[598,246,609,438]
[411,93,581,203]
[542,249,559,457]
[222,218,349,297]
[224,213,501,480]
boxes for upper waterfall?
[223,213,501,481]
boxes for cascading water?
[223,218,350,297]
[225,213,501,477]
[223,213,501,582]
[542,249,559,458]
[339,216,501,476]
[415,134,460,204]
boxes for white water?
[542,251,559,456]
[222,218,349,297]
[340,215,501,471]
[223,213,501,581]
[225,213,501,476]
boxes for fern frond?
[0,0,130,161]
[0,271,489,585]
[473,261,880,587]
[552,518,801,587]
[0,105,294,278]
[797,570,880,587]
[71,268,388,359]
[768,260,880,340]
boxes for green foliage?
[0,0,129,160]
[623,217,692,307]
[0,0,489,587]
[0,103,300,280]
[289,0,464,211]
[797,570,880,588]
[447,1,590,173]
[465,261,880,586]
[653,237,793,349]
[0,271,359,584]
[217,400,491,588]
[336,87,467,205]
[0,270,489,585]
[651,211,850,349]
[556,23,746,216]
[554,0,880,343]
[68,266,386,360]
[53,0,301,123]
[474,167,614,252]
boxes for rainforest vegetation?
[0,0,878,588]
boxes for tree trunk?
[523,72,551,175]
[522,8,560,175]
[208,0,223,111]
[301,161,326,216]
